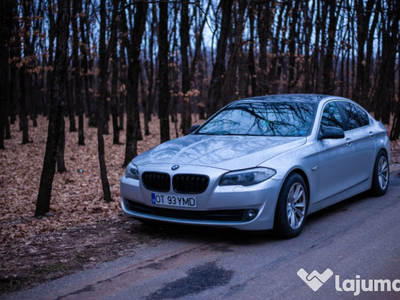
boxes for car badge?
[171,165,180,171]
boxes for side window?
[321,102,344,129]
[337,101,369,130]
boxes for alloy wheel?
[286,183,306,230]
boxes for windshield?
[197,101,316,136]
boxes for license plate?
[151,193,197,208]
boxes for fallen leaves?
[0,114,188,244]
[1,113,191,294]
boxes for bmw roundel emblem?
[171,165,180,171]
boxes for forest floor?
[0,114,206,295]
[1,114,400,296]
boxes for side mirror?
[189,125,200,134]
[319,126,345,140]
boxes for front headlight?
[125,163,139,180]
[219,167,276,186]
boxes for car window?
[196,101,316,137]
[337,101,369,130]
[321,102,344,129]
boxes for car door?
[316,101,360,204]
[336,101,375,185]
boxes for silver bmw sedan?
[120,94,390,238]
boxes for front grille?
[142,172,170,192]
[141,172,209,194]
[126,200,248,222]
[173,174,209,194]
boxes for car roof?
[232,94,335,105]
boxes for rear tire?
[371,150,389,196]
[274,173,308,239]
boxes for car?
[120,94,390,238]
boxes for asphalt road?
[5,174,400,300]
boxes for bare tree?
[247,3,258,97]
[208,0,233,116]
[0,1,16,149]
[180,1,191,135]
[375,0,399,127]
[98,0,121,202]
[220,1,248,107]
[122,0,148,166]
[35,0,70,216]
[322,0,340,94]
[159,0,171,142]
[72,0,85,145]
[257,0,271,95]
[354,0,375,107]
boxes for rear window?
[337,101,369,130]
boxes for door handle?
[369,131,374,138]
[346,138,352,146]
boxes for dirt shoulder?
[0,217,151,294]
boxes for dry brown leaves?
[0,114,205,293]
[0,114,200,241]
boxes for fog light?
[243,209,258,222]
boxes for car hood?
[132,135,306,171]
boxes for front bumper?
[120,169,282,231]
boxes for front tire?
[371,150,389,196]
[274,173,308,239]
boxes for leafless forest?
[0,0,400,213]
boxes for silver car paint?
[120,95,390,231]
[132,135,307,171]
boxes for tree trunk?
[140,63,150,136]
[220,1,247,107]
[35,0,69,217]
[56,115,66,173]
[122,1,148,167]
[73,0,84,145]
[0,0,15,149]
[21,0,35,138]
[287,1,300,93]
[322,0,339,94]
[365,2,379,109]
[158,0,170,142]
[257,1,270,95]
[248,3,258,97]
[109,0,121,145]
[67,78,76,132]
[374,0,399,128]
[79,0,93,128]
[208,0,232,116]
[180,1,191,135]
[143,18,154,134]
[392,19,400,140]
[19,69,30,144]
[119,45,127,131]
[169,2,179,134]
[311,0,323,92]
[98,0,113,202]
[302,0,312,92]
[111,49,120,145]
[147,3,158,122]
[354,0,375,107]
